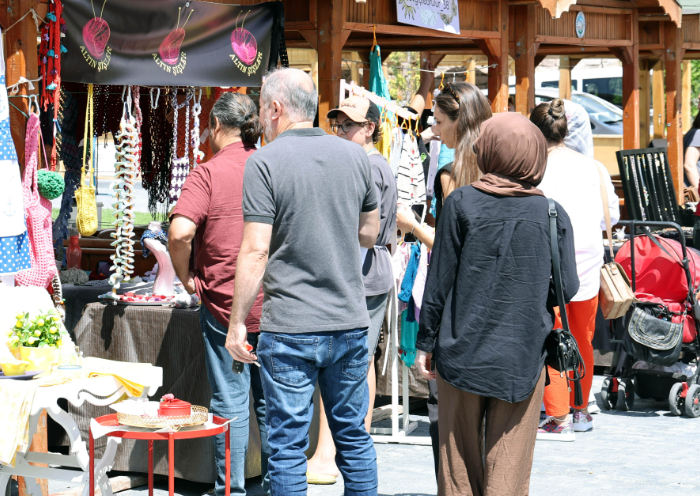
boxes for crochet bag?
[75,84,98,236]
[15,113,57,289]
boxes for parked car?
[481,87,623,135]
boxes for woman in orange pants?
[530,98,620,440]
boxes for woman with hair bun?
[530,98,620,441]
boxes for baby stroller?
[600,220,700,417]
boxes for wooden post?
[612,11,639,150]
[18,412,48,496]
[466,58,476,85]
[652,60,665,140]
[665,23,683,204]
[639,60,651,147]
[5,0,40,166]
[560,55,572,100]
[358,52,370,89]
[483,0,509,113]
[682,61,692,134]
[514,4,536,116]
[317,0,346,133]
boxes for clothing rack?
[339,80,419,123]
[339,80,429,445]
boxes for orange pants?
[543,295,598,418]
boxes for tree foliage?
[387,52,420,106]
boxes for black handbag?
[623,302,684,367]
[546,199,586,406]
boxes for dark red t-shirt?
[171,141,263,331]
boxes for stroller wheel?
[685,385,700,418]
[616,378,634,411]
[600,377,617,410]
[669,382,685,416]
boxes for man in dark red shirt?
[169,92,269,496]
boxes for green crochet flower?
[37,170,65,200]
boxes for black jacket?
[416,186,579,403]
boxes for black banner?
[61,0,276,86]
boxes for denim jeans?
[200,304,270,496]
[257,330,377,496]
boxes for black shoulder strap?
[548,198,571,332]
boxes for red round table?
[90,414,231,496]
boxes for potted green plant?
[8,309,65,372]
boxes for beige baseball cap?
[327,95,379,123]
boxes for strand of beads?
[108,91,139,295]
[169,88,193,203]
[191,88,204,167]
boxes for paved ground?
[38,376,699,496]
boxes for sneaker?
[537,417,575,442]
[588,393,601,414]
[572,410,594,432]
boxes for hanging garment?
[375,120,393,161]
[397,132,426,205]
[398,243,421,302]
[388,127,403,178]
[74,84,98,237]
[15,114,56,289]
[400,309,419,367]
[0,32,31,276]
[369,45,391,101]
[426,140,441,199]
[411,242,430,322]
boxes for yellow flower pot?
[20,346,58,373]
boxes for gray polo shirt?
[242,128,378,333]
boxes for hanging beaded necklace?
[169,87,193,202]
[191,88,204,167]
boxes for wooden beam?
[683,60,692,134]
[514,5,536,116]
[535,35,633,47]
[560,55,572,100]
[298,30,318,51]
[344,22,500,40]
[358,52,370,88]
[467,57,477,85]
[5,0,40,166]
[19,411,48,496]
[317,0,344,133]
[639,60,651,147]
[534,54,546,67]
[487,0,509,113]
[286,21,318,31]
[665,22,683,204]
[619,10,639,150]
[652,60,665,140]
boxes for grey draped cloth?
[62,302,262,482]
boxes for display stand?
[337,80,430,445]
[615,147,679,223]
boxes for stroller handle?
[616,220,693,303]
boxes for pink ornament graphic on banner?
[231,11,257,65]
[159,7,194,66]
[82,0,110,58]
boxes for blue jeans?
[200,304,270,496]
[257,330,377,496]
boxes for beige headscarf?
[472,113,548,197]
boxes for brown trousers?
[436,368,546,496]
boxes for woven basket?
[117,405,208,429]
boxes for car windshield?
[570,94,622,125]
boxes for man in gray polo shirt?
[226,68,380,495]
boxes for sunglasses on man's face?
[331,120,368,134]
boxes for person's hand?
[396,205,417,234]
[417,351,436,380]
[183,272,196,295]
[225,323,257,364]
[421,127,436,142]
[419,58,436,88]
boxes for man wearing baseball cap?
[306,95,398,484]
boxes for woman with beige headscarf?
[415,112,580,496]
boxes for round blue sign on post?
[575,12,586,38]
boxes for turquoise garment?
[438,145,454,169]
[369,45,391,101]
[400,310,419,367]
